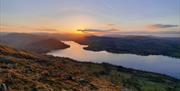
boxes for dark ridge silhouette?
[0,33,70,53]
[74,36,180,58]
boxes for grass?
[0,44,179,91]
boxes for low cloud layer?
[0,24,60,33]
[77,29,117,33]
[148,24,178,29]
[37,28,59,32]
[107,24,115,26]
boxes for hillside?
[0,33,70,53]
[0,45,180,91]
[25,38,70,53]
[74,36,180,58]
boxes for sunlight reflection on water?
[47,41,180,79]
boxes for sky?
[0,0,180,34]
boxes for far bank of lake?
[47,41,180,79]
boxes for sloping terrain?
[0,33,70,53]
[0,45,180,91]
[0,45,120,91]
[74,36,180,58]
[24,38,70,53]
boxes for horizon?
[1,1,180,90]
[0,0,180,35]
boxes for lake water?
[47,41,180,79]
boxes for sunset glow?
[0,1,180,90]
[0,0,179,35]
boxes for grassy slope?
[0,45,180,91]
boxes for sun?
[56,15,99,35]
[75,30,84,34]
[73,24,88,34]
[76,24,86,30]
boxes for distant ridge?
[0,33,70,53]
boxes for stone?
[79,78,89,85]
[0,83,8,91]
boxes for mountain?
[74,36,180,58]
[1,33,180,58]
[24,38,70,53]
[0,44,180,91]
[0,33,70,53]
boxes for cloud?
[77,28,118,33]
[148,24,178,29]
[37,28,59,32]
[0,24,59,33]
[107,24,115,26]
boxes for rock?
[89,84,98,90]
[65,75,76,81]
[7,64,17,68]
[79,78,89,85]
[0,68,4,73]
[31,87,38,91]
[0,83,8,91]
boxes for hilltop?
[0,33,70,53]
[0,44,180,91]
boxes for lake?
[47,41,180,79]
